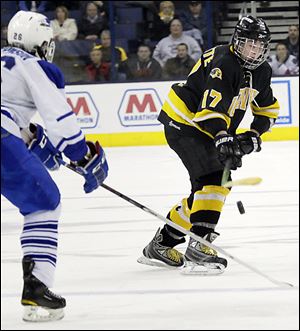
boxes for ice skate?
[137,228,185,269]
[21,257,66,322]
[182,232,227,275]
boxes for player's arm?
[192,62,243,170]
[23,60,108,192]
[250,64,279,135]
[236,64,279,155]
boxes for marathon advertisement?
[117,88,162,127]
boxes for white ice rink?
[1,140,299,330]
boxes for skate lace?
[45,288,63,300]
[166,248,183,263]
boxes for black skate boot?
[137,228,186,268]
[21,257,66,322]
[183,231,227,275]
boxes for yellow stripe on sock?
[169,199,192,230]
[191,186,230,214]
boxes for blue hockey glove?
[72,141,108,193]
[28,123,61,170]
[235,131,262,155]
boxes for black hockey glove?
[236,131,262,155]
[214,133,243,170]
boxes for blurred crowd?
[1,1,299,83]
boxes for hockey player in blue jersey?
[1,11,108,322]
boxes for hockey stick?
[221,159,232,186]
[58,158,293,288]
[223,177,262,188]
[221,159,262,188]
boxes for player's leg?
[1,128,65,321]
[139,126,197,268]
[184,172,229,270]
[140,125,230,270]
[165,129,230,270]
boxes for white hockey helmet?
[7,11,55,62]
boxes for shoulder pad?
[37,60,65,89]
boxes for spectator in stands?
[80,1,108,18]
[162,43,195,80]
[78,2,107,40]
[268,42,299,76]
[123,44,162,81]
[157,1,175,23]
[148,1,178,41]
[50,6,78,41]
[179,1,206,48]
[284,25,299,62]
[85,46,110,82]
[97,30,128,65]
[18,1,47,13]
[153,18,202,67]
[94,30,128,81]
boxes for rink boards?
[64,76,299,147]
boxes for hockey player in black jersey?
[138,16,279,273]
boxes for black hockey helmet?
[232,15,271,70]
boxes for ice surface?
[1,141,299,330]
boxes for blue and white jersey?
[1,46,87,161]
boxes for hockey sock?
[20,203,61,288]
[190,185,230,235]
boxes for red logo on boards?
[118,89,162,127]
[66,92,99,129]
[67,97,91,116]
[126,94,157,114]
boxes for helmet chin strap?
[36,46,47,61]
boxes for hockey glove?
[214,133,243,170]
[72,141,108,194]
[28,124,61,171]
[235,131,262,155]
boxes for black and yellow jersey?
[158,45,279,138]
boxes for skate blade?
[137,255,184,270]
[181,261,225,275]
[23,306,64,322]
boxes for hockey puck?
[236,201,245,214]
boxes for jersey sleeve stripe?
[193,109,231,128]
[56,111,74,122]
[250,99,280,119]
[1,108,14,120]
[56,131,83,151]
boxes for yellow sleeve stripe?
[162,89,224,139]
[168,89,195,120]
[193,109,231,128]
[162,101,193,126]
[251,100,280,119]
[162,101,215,139]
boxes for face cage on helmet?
[39,39,55,62]
[233,36,270,70]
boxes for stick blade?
[223,177,262,188]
